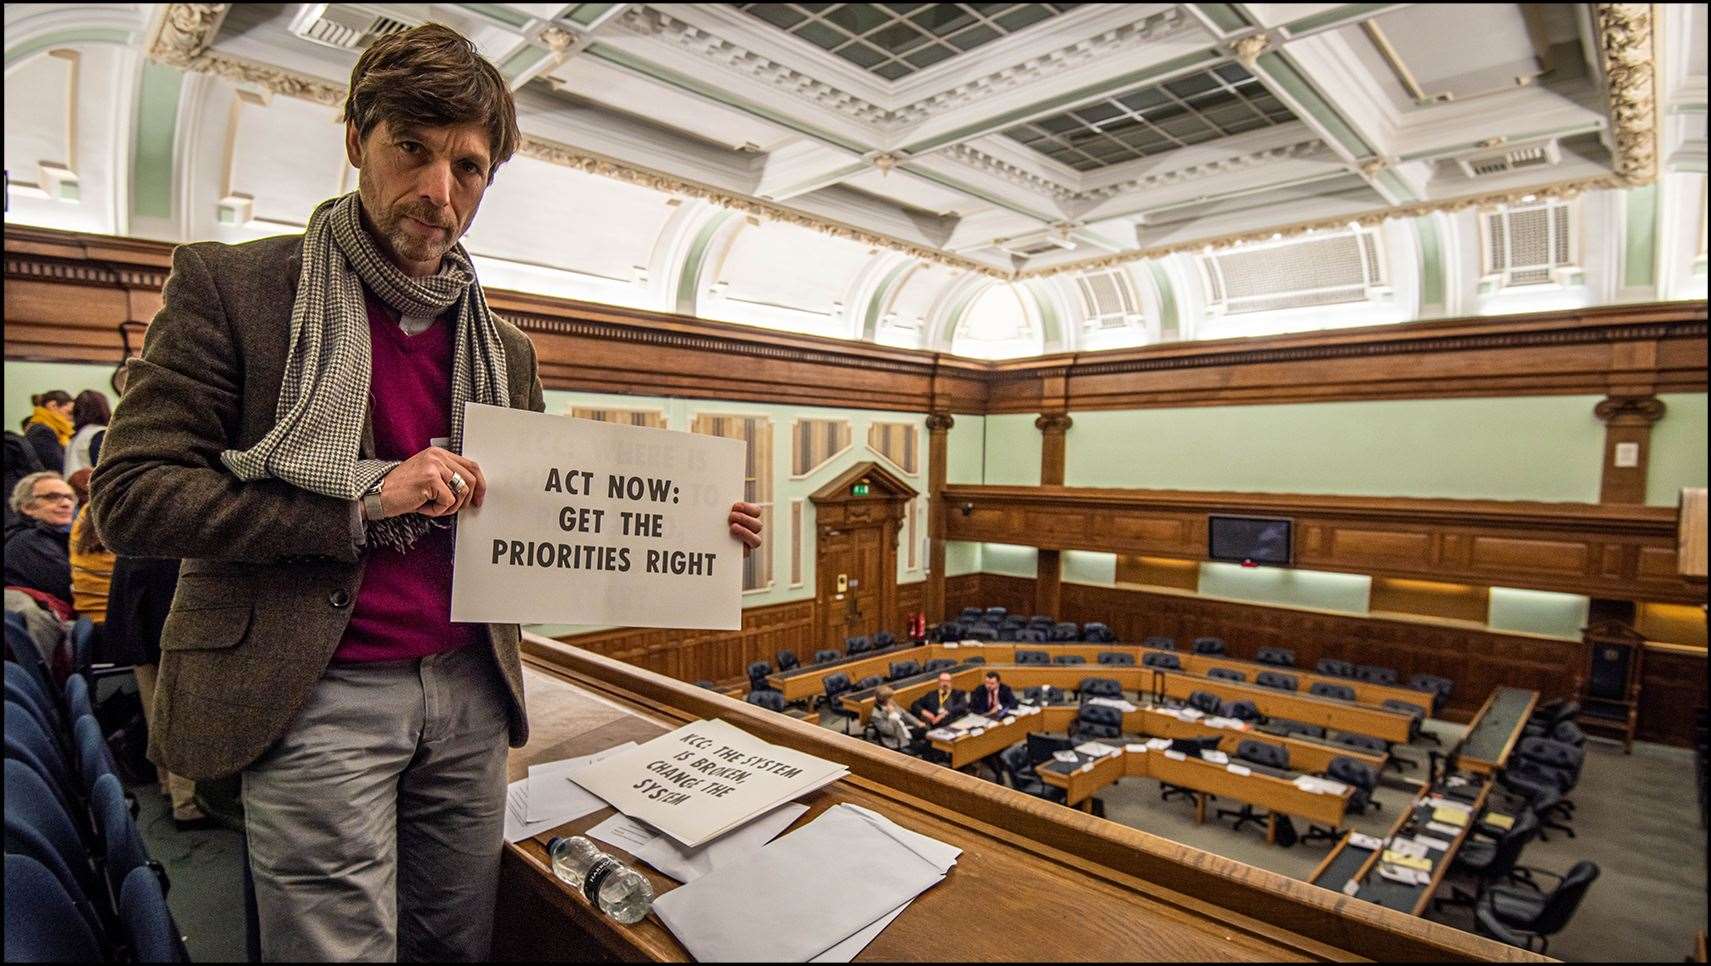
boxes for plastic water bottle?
[547,835,654,924]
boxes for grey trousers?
[241,644,510,962]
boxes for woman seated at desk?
[872,685,927,755]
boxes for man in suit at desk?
[967,670,1016,717]
[913,671,966,727]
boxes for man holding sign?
[89,24,760,963]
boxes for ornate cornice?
[943,145,1078,203]
[1594,395,1667,424]
[4,252,169,290]
[1078,140,1328,203]
[1595,3,1658,185]
[147,3,343,106]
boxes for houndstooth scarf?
[220,192,508,552]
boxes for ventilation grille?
[291,5,418,51]
[1074,269,1140,331]
[1459,140,1560,179]
[1483,201,1574,285]
[1201,229,1384,315]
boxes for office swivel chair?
[1141,652,1180,671]
[983,607,1008,622]
[1049,622,1080,642]
[999,744,1066,804]
[996,625,1021,642]
[1097,651,1135,666]
[854,675,884,692]
[1315,658,1355,678]
[1191,637,1226,656]
[1216,740,1290,833]
[1027,615,1054,627]
[874,631,896,649]
[1473,860,1599,955]
[745,689,787,712]
[1256,671,1298,691]
[887,660,920,681]
[1052,654,1087,665]
[1082,623,1116,643]
[774,649,799,672]
[813,649,840,665]
[1354,664,1398,686]
[963,624,999,642]
[819,674,859,734]
[1301,755,1382,844]
[1015,650,1050,666]
[844,636,872,657]
[1335,733,1387,755]
[1071,704,1124,742]
[1255,646,1296,667]
[923,659,957,674]
[1186,690,1222,716]
[932,621,962,643]
[958,607,984,623]
[1218,699,1262,723]
[1141,636,1176,651]
[1013,628,1046,643]
[1268,718,1325,739]
[1433,809,1540,912]
[1309,682,1357,701]
[1207,667,1246,683]
[1022,685,1063,706]
[1078,677,1124,702]
[746,660,772,692]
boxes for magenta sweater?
[331,290,481,664]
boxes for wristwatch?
[362,477,387,521]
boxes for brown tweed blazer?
[88,234,543,781]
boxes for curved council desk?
[495,632,1543,962]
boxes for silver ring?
[449,471,468,495]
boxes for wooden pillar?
[926,412,954,623]
[1035,413,1073,618]
[1593,395,1666,504]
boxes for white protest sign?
[451,404,745,628]
[565,718,847,849]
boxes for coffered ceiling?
[3,4,1703,359]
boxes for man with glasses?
[4,470,78,605]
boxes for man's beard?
[358,174,457,269]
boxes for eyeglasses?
[32,492,76,504]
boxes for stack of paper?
[586,802,809,883]
[948,715,992,732]
[1145,737,1172,750]
[503,742,637,843]
[1349,832,1385,850]
[1178,707,1205,720]
[1202,749,1230,765]
[652,803,960,962]
[925,727,959,742]
[1073,740,1120,758]
[566,719,848,849]
[1292,775,1349,796]
[1085,696,1136,713]
[1051,749,1080,763]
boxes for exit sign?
[852,481,870,496]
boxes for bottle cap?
[547,836,564,851]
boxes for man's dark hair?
[985,671,1001,682]
[342,23,519,181]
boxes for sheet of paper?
[651,803,955,962]
[949,715,992,732]
[635,801,808,883]
[526,741,637,823]
[1483,811,1516,830]
[1074,741,1117,758]
[1381,850,1432,872]
[1125,743,1149,753]
[926,728,958,742]
[1202,750,1230,765]
[587,813,660,853]
[1412,834,1451,851]
[1349,832,1385,850]
[1425,820,1462,837]
[1145,737,1172,750]
[1052,750,1079,763]
[1163,750,1188,761]
[504,781,570,844]
[451,404,746,628]
[1225,763,1252,776]
[1431,806,1470,827]
[1179,707,1205,720]
[566,718,847,848]
[810,900,910,963]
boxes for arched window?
[951,284,1041,359]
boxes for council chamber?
[2,2,1707,963]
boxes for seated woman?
[4,470,76,607]
[871,685,927,755]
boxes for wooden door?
[819,523,885,648]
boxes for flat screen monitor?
[1208,515,1292,566]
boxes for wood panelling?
[551,598,820,685]
[1370,578,1491,625]
[6,225,1704,413]
[944,572,1702,746]
[943,485,1702,603]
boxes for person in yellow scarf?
[68,470,114,623]
[25,390,75,470]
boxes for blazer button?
[329,589,351,609]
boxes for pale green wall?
[1648,392,1708,506]
[4,361,118,434]
[1198,562,1372,614]
[945,540,982,576]
[1488,587,1589,641]
[1063,397,1607,502]
[984,413,1042,486]
[946,414,986,485]
[981,542,1038,578]
[1063,549,1116,586]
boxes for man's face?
[346,117,492,276]
[986,676,998,690]
[25,477,76,527]
[938,673,953,690]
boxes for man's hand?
[729,501,763,557]
[376,446,487,519]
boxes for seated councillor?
[967,670,1016,717]
[871,685,927,754]
[4,471,76,606]
[912,671,966,727]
